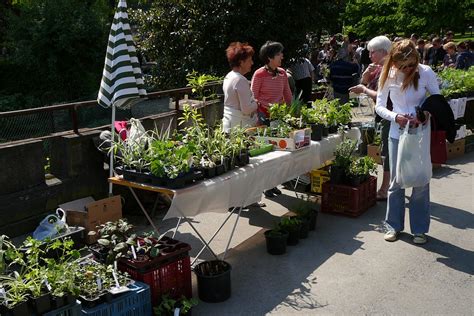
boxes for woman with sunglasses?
[375,39,440,245]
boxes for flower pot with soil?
[279,217,302,246]
[264,229,289,255]
[194,260,231,303]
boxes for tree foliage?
[343,0,474,39]
[1,0,110,109]
[130,0,343,90]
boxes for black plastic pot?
[282,223,301,246]
[310,124,323,141]
[9,301,29,316]
[348,175,363,187]
[30,292,52,315]
[292,217,310,239]
[328,125,338,134]
[308,210,318,231]
[215,164,225,176]
[194,260,232,303]
[90,245,109,264]
[201,166,216,179]
[223,156,232,172]
[264,230,289,255]
[330,165,345,184]
[322,126,329,137]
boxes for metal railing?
[0,82,222,146]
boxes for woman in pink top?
[251,41,292,198]
[251,41,292,126]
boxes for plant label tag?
[112,270,120,288]
[114,260,118,271]
[131,245,137,259]
[136,240,141,251]
[43,279,52,291]
[96,277,102,291]
[0,288,6,299]
[174,308,180,316]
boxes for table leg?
[293,176,300,198]
[128,187,160,235]
[222,206,243,260]
[172,217,182,239]
[179,216,219,261]
[191,208,238,265]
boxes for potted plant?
[348,156,377,187]
[292,200,318,231]
[154,294,198,316]
[278,217,302,246]
[194,260,232,303]
[331,139,357,184]
[264,223,289,255]
[301,106,324,141]
[1,275,30,316]
[186,71,222,102]
[89,219,135,265]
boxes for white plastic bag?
[396,121,432,188]
[32,208,67,241]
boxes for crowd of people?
[221,31,472,245]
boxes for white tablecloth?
[164,128,360,219]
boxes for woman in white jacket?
[222,42,258,132]
[375,39,439,245]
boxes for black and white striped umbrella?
[97,0,146,109]
[97,0,147,195]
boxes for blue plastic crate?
[43,301,81,316]
[81,282,152,316]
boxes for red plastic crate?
[117,239,192,306]
[321,176,377,217]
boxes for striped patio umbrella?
[97,0,147,194]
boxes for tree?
[343,0,473,39]
[130,0,344,90]
[2,0,110,108]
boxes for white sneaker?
[413,234,427,244]
[384,230,399,242]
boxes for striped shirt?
[251,67,293,117]
[289,58,315,80]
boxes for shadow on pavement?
[191,192,388,315]
[430,201,474,230]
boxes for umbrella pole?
[108,105,116,196]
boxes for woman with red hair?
[222,42,258,132]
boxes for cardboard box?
[446,138,465,160]
[60,195,122,244]
[257,128,311,151]
[367,144,382,165]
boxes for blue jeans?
[386,137,430,234]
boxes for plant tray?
[249,144,274,157]
[81,282,151,316]
[256,128,311,151]
[42,301,81,316]
[118,240,192,306]
[118,237,191,273]
[117,167,203,189]
[321,176,377,217]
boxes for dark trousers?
[295,77,313,104]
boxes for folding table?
[109,128,361,264]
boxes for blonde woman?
[375,39,440,245]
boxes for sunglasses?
[398,63,417,70]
